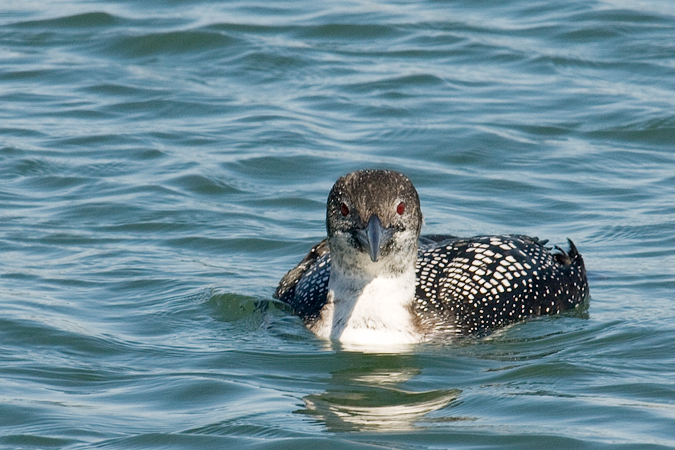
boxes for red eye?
[396,202,405,215]
[340,203,350,216]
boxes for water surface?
[1,0,675,448]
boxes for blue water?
[1,0,675,448]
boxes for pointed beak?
[356,214,393,262]
[366,215,384,262]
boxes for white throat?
[309,250,423,346]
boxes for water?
[1,0,674,448]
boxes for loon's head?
[326,170,423,277]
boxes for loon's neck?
[309,251,423,345]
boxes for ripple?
[1,0,675,448]
[295,23,402,40]
[168,173,240,196]
[302,388,462,432]
[106,29,243,59]
[10,12,123,29]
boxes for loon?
[274,169,589,345]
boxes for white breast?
[309,264,424,346]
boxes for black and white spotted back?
[274,234,589,336]
[414,235,588,336]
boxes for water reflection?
[298,354,462,432]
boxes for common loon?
[274,169,589,345]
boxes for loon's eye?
[396,202,405,215]
[340,203,350,216]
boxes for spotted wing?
[414,235,589,336]
[274,240,331,324]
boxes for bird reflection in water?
[296,350,466,432]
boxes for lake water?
[1,0,674,448]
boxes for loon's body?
[274,170,589,345]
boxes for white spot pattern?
[276,234,589,337]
